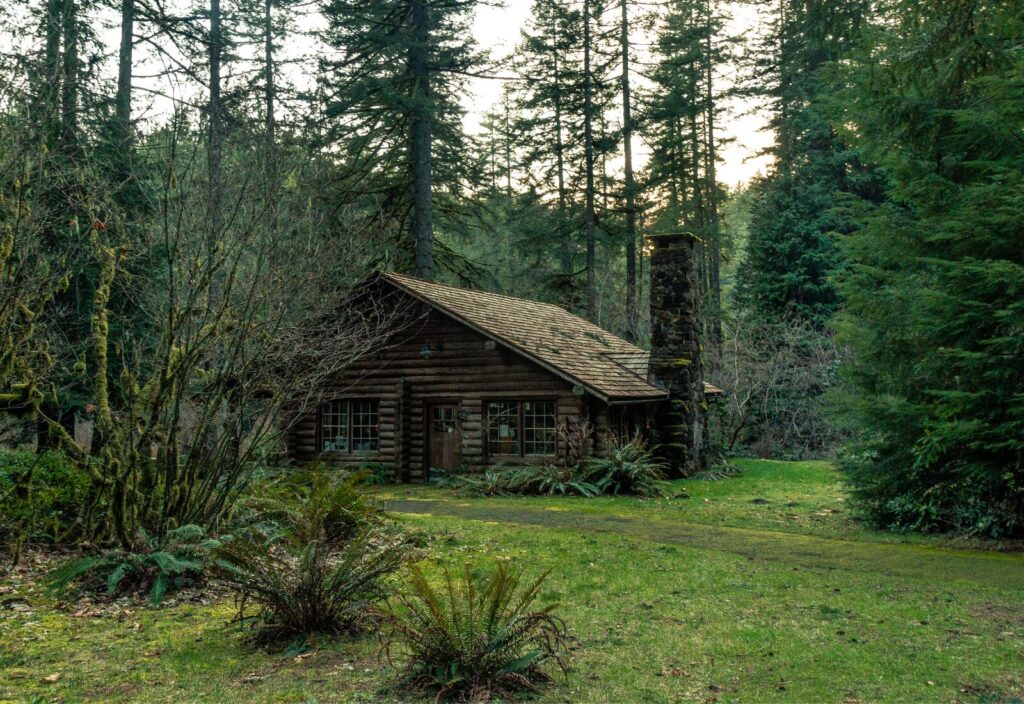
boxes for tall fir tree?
[511,0,617,315]
[511,0,586,298]
[835,0,1024,536]
[319,0,483,280]
[641,0,728,332]
[735,0,883,326]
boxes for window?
[487,401,519,455]
[611,406,643,443]
[320,399,379,453]
[487,400,556,457]
[321,401,349,452]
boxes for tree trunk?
[60,0,79,155]
[583,0,597,321]
[42,0,62,145]
[552,36,571,277]
[704,9,722,347]
[688,67,706,295]
[262,0,280,248]
[115,0,135,180]
[410,0,434,281]
[502,99,512,200]
[668,117,682,211]
[264,0,276,153]
[208,0,224,255]
[620,0,638,341]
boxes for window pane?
[487,401,520,455]
[321,400,348,452]
[432,406,457,433]
[523,401,556,455]
[351,400,379,452]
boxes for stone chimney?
[648,233,706,476]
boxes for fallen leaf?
[659,668,689,677]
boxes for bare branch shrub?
[58,117,405,548]
[706,314,843,459]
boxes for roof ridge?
[384,271,574,314]
[381,270,648,355]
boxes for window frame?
[485,398,558,459]
[319,398,380,455]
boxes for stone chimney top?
[646,232,695,252]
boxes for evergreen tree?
[835,0,1024,537]
[618,0,638,339]
[319,0,483,280]
[511,0,617,316]
[641,0,728,332]
[511,0,586,298]
[735,0,883,326]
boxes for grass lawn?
[376,458,1017,547]
[2,459,1023,703]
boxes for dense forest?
[1,0,1021,545]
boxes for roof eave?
[606,394,670,405]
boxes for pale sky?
[15,0,772,188]
[464,0,774,188]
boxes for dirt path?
[385,498,1024,591]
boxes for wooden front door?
[427,403,462,474]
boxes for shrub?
[437,440,667,499]
[839,446,1024,538]
[582,438,667,497]
[0,449,89,549]
[503,464,601,497]
[436,465,600,497]
[236,467,382,547]
[433,467,512,496]
[383,561,570,702]
[358,462,399,485]
[705,314,843,460]
[215,474,408,644]
[46,524,218,606]
[214,529,408,644]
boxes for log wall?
[287,301,587,481]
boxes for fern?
[436,441,667,499]
[384,560,570,702]
[583,438,668,497]
[213,475,409,644]
[235,467,382,548]
[45,525,217,606]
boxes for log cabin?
[287,237,717,480]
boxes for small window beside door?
[486,400,556,457]
[320,399,379,453]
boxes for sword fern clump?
[383,560,570,702]
[213,473,409,645]
[582,437,667,496]
[46,524,217,606]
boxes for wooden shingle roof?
[382,272,668,402]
